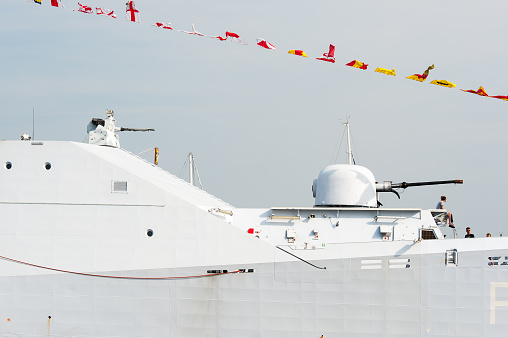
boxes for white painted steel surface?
[313,164,377,207]
[0,134,507,337]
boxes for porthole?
[45,162,51,170]
[5,162,12,170]
[147,229,154,237]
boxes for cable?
[276,246,326,270]
[178,158,188,179]
[333,125,347,164]
[350,128,359,164]
[0,255,241,280]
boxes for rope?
[0,255,240,280]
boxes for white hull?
[1,246,508,337]
[1,139,507,337]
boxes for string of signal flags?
[27,0,508,102]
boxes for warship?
[0,110,507,337]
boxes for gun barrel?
[119,128,155,132]
[393,180,463,189]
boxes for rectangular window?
[421,229,437,240]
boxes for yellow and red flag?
[430,79,456,88]
[288,50,307,57]
[461,86,488,96]
[374,67,396,76]
[346,60,368,70]
[491,95,508,101]
[406,64,434,82]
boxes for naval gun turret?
[87,110,154,148]
[312,164,463,207]
[312,122,462,207]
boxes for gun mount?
[87,110,154,148]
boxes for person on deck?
[436,195,454,228]
[465,227,475,238]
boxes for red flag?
[216,31,247,44]
[316,44,336,63]
[75,3,93,14]
[256,38,277,51]
[226,31,240,39]
[154,22,173,30]
[125,1,140,23]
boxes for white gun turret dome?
[312,164,377,207]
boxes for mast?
[187,152,203,190]
[344,121,352,165]
[189,153,194,186]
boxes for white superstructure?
[0,112,507,337]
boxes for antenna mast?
[344,121,352,165]
[187,152,203,190]
[189,153,194,186]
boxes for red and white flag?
[153,22,173,30]
[96,7,116,18]
[256,38,277,51]
[75,3,93,14]
[316,44,336,63]
[178,23,205,36]
[125,1,140,23]
[216,31,247,45]
[51,0,64,8]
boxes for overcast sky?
[2,0,508,238]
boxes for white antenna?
[189,153,194,186]
[343,120,352,165]
[32,107,35,140]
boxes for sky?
[2,0,508,238]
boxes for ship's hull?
[1,246,508,337]
[1,140,507,337]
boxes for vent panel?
[112,181,128,193]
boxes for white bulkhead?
[313,164,377,207]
